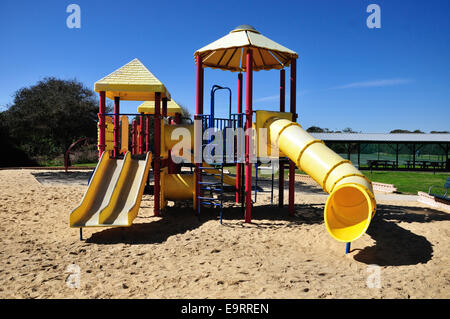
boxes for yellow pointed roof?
[94,58,171,101]
[137,100,184,116]
[194,25,298,72]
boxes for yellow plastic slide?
[98,152,151,226]
[69,152,151,227]
[260,111,376,242]
[161,170,195,202]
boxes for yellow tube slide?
[263,115,376,242]
[162,171,195,201]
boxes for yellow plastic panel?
[105,116,114,151]
[138,100,184,116]
[163,124,194,151]
[120,116,129,154]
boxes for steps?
[197,164,225,223]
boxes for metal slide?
[69,152,152,227]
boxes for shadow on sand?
[80,179,450,267]
[352,204,450,266]
[32,171,92,185]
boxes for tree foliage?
[390,129,425,134]
[1,77,108,159]
[306,126,359,133]
[306,126,326,133]
[177,103,192,122]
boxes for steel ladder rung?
[199,201,222,207]
[198,196,219,201]
[201,187,223,191]
[198,181,221,185]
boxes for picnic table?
[405,160,446,170]
[424,161,446,169]
[367,160,397,169]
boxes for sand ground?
[0,169,449,299]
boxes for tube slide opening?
[324,183,374,242]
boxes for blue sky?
[0,0,449,133]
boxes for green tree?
[342,127,358,133]
[1,77,109,160]
[306,126,325,133]
[390,129,412,133]
[177,103,192,122]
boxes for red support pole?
[113,97,120,157]
[162,98,168,118]
[164,98,171,172]
[146,111,150,153]
[289,59,297,216]
[280,69,286,112]
[279,69,285,208]
[154,93,161,216]
[245,49,253,223]
[131,119,137,155]
[236,72,243,203]
[98,91,106,159]
[196,56,204,115]
[139,112,144,155]
[195,55,204,211]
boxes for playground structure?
[70,25,377,249]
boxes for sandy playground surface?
[0,168,449,299]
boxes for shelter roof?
[94,58,170,101]
[194,25,298,72]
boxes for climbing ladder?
[196,114,225,223]
[197,163,225,223]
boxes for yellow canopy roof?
[94,58,171,101]
[194,25,298,72]
[137,100,184,116]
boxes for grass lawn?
[227,164,449,195]
[362,171,449,195]
[72,162,97,168]
[39,162,97,168]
